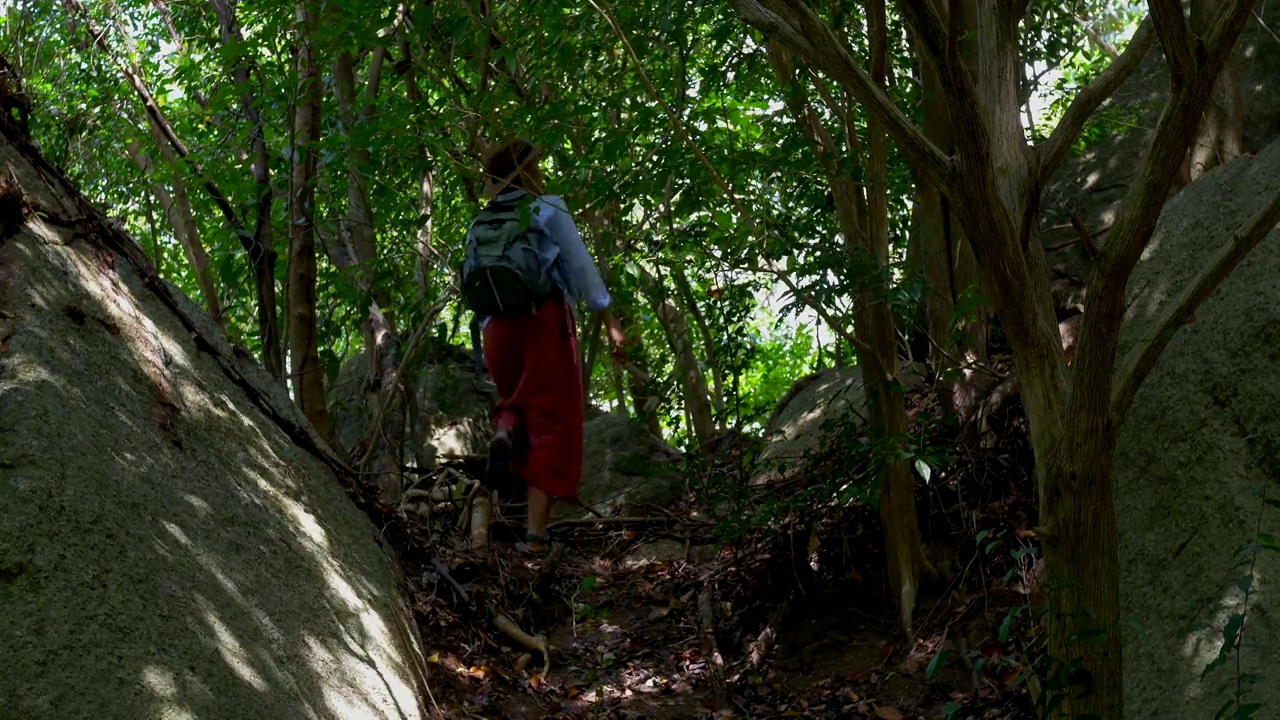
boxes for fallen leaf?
[648,606,672,621]
[875,707,904,719]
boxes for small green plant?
[1192,432,1280,719]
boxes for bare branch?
[1104,0,1255,279]
[1078,15,1122,60]
[727,0,953,191]
[1112,187,1280,423]
[1202,0,1258,67]
[1037,18,1155,187]
[1254,8,1280,46]
[1069,209,1101,261]
[1149,0,1194,90]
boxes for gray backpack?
[461,192,558,318]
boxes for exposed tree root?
[698,587,727,705]
[469,488,491,551]
[493,611,551,677]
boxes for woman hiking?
[461,139,625,557]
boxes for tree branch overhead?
[1037,18,1156,187]
[727,0,954,192]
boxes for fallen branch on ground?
[431,558,473,608]
[548,514,713,529]
[698,587,727,705]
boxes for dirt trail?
[379,455,1040,720]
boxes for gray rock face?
[752,364,923,486]
[1040,6,1280,308]
[570,412,685,518]
[1113,139,1280,717]
[329,345,493,470]
[0,133,427,718]
[752,367,867,486]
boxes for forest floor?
[372,368,1043,720]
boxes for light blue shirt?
[480,190,611,315]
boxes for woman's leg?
[526,486,551,550]
[515,300,584,502]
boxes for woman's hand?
[603,311,628,358]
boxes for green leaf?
[924,648,949,681]
[914,458,932,484]
[1237,574,1254,593]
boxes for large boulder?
[329,343,493,469]
[0,130,427,716]
[753,364,923,485]
[1040,4,1280,309]
[568,412,685,518]
[1113,140,1280,716]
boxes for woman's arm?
[541,197,611,313]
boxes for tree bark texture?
[1189,0,1246,180]
[671,265,725,419]
[287,0,333,443]
[765,10,933,633]
[211,0,284,382]
[396,7,441,300]
[866,0,933,634]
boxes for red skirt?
[482,297,584,500]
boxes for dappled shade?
[0,125,429,718]
[1114,138,1280,717]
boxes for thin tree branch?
[1253,8,1280,45]
[1069,209,1101,261]
[1078,15,1122,60]
[1037,18,1155,187]
[1149,0,1194,90]
[727,0,953,192]
[1112,187,1280,423]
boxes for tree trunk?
[671,265,725,420]
[125,132,224,331]
[655,289,715,449]
[581,312,603,405]
[287,0,333,443]
[332,48,391,314]
[865,0,933,634]
[619,313,662,437]
[911,38,955,368]
[1041,416,1123,719]
[951,0,991,373]
[396,7,441,300]
[211,0,284,382]
[1188,0,1245,180]
[765,17,933,632]
[67,0,283,380]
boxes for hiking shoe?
[485,429,513,490]
[515,532,557,559]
